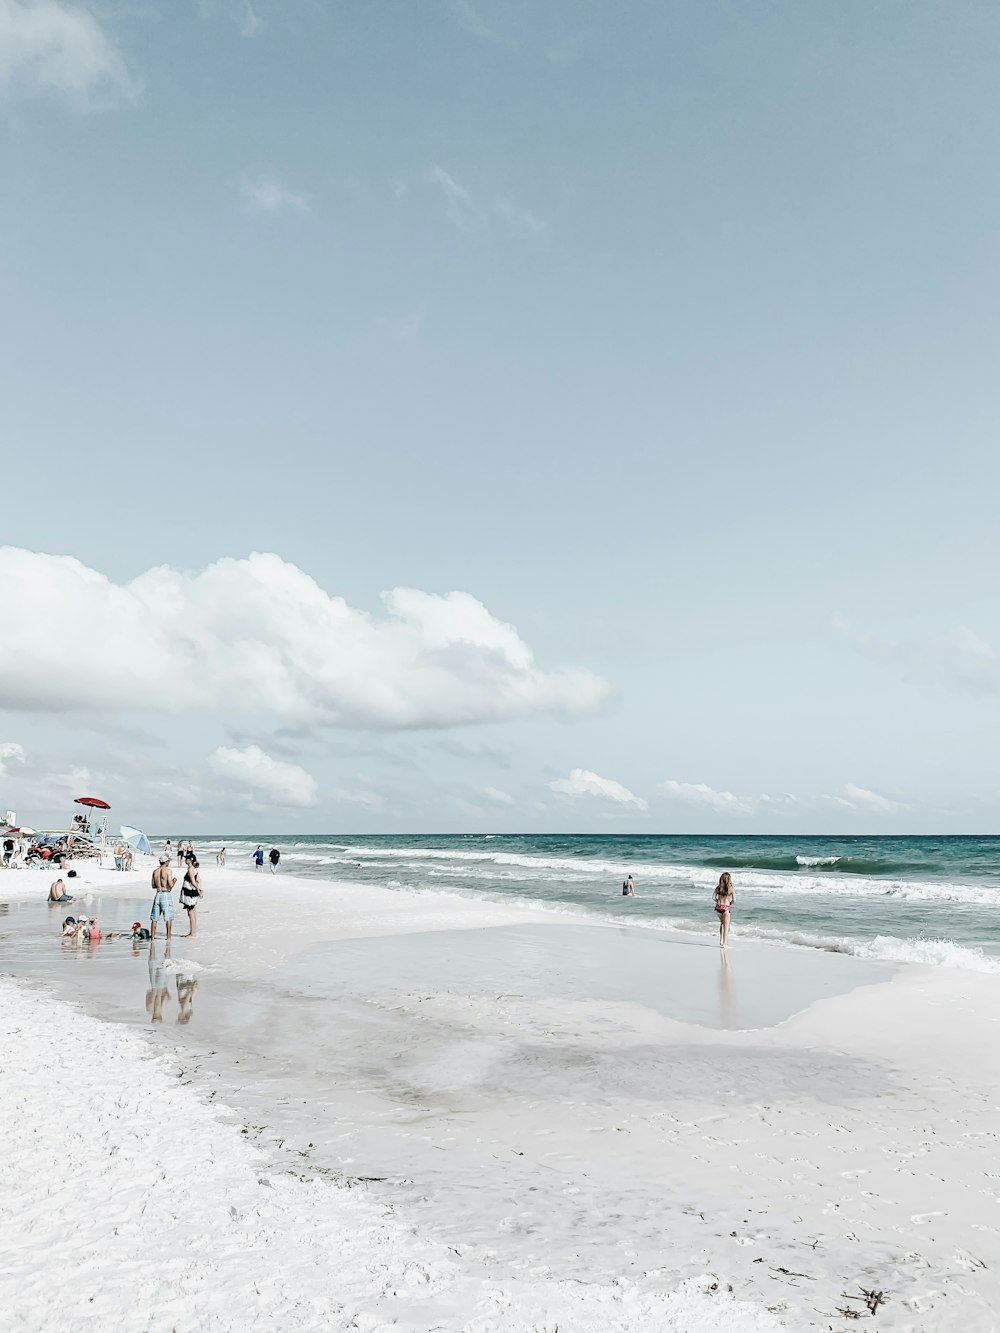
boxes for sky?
[2,0,1000,835]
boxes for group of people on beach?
[621,871,736,946]
[166,838,228,868]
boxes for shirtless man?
[48,878,73,903]
[150,856,177,941]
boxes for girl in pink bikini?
[713,872,735,948]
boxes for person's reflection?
[176,976,198,1026]
[146,941,173,1023]
[718,949,736,1027]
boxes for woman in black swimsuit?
[180,858,202,938]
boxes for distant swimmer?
[714,872,735,948]
[622,874,635,897]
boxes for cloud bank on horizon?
[0,547,611,729]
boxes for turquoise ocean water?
[193,834,1000,972]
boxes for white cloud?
[491,194,546,236]
[0,742,27,777]
[546,32,588,68]
[428,164,478,230]
[827,783,901,814]
[656,779,756,816]
[376,312,422,343]
[330,787,383,811]
[836,616,1000,698]
[208,745,319,808]
[548,768,648,811]
[0,549,610,728]
[427,165,545,236]
[448,0,502,45]
[656,780,801,817]
[0,0,138,105]
[239,171,308,215]
[484,785,514,805]
[238,1,263,38]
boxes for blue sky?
[2,0,999,833]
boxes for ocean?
[192,833,1000,972]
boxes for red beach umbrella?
[73,797,112,856]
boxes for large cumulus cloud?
[1,549,610,728]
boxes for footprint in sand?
[911,1211,945,1225]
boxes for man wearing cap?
[150,855,177,941]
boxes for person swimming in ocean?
[622,874,635,897]
[713,872,735,947]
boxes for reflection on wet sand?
[144,942,199,1025]
[146,943,172,1023]
[717,950,734,1026]
[177,976,198,1025]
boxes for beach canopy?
[120,825,151,855]
[75,796,111,810]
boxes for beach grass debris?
[835,1287,888,1318]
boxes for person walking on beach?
[163,839,172,862]
[269,847,281,875]
[216,846,226,867]
[180,857,202,938]
[622,874,635,897]
[150,855,177,942]
[714,872,735,948]
[177,840,186,868]
[253,845,264,871]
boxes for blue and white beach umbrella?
[119,825,152,856]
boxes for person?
[622,874,635,897]
[180,857,202,937]
[61,915,82,938]
[177,841,186,868]
[163,839,172,862]
[130,920,151,941]
[122,845,134,871]
[216,846,226,867]
[2,835,14,867]
[268,847,280,875]
[85,917,101,941]
[48,878,73,903]
[253,845,264,871]
[714,872,735,948]
[150,855,177,941]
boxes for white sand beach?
[2,858,999,1332]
